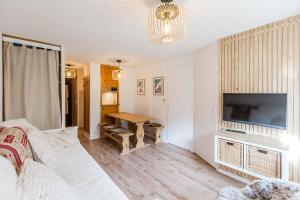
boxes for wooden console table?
[107,112,152,149]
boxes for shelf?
[214,131,290,181]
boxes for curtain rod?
[2,34,61,51]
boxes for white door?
[193,43,218,167]
[166,64,193,150]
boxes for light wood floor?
[80,137,244,200]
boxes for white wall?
[119,67,135,113]
[135,61,168,142]
[133,42,219,162]
[193,42,219,166]
[89,63,101,139]
[134,55,194,150]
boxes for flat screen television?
[223,93,287,129]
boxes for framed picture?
[137,79,145,95]
[153,77,164,95]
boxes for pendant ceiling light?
[148,0,187,44]
[112,59,123,81]
[65,64,76,79]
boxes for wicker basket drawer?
[218,139,243,167]
[246,145,281,178]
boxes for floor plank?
[80,137,244,200]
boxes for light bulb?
[117,71,121,79]
[164,20,171,35]
[161,19,174,43]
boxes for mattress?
[54,144,128,200]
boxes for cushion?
[0,119,55,166]
[17,159,80,200]
[0,127,33,171]
[27,130,56,169]
[0,156,18,200]
[0,118,27,127]
[0,118,39,133]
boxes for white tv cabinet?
[214,130,290,181]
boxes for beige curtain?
[3,42,61,130]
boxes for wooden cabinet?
[100,65,119,123]
[101,65,119,90]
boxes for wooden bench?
[100,123,134,155]
[143,123,163,144]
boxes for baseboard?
[217,169,252,184]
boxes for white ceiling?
[0,0,299,67]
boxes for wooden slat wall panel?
[219,15,300,182]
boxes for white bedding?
[54,144,128,200]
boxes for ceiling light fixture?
[65,64,77,79]
[148,0,187,44]
[112,59,123,81]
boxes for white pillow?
[0,118,27,127]
[0,118,39,133]
[0,156,18,200]
[17,159,80,200]
[27,130,56,169]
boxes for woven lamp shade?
[147,1,187,44]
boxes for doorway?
[65,65,84,128]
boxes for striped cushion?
[0,127,33,171]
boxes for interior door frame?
[0,33,66,129]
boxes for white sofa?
[0,119,128,200]
[45,128,129,200]
[54,143,128,200]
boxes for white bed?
[54,143,128,200]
